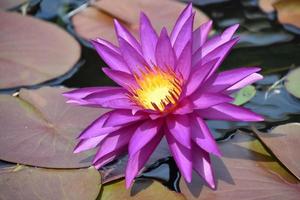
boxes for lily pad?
[258,0,278,13]
[180,132,300,199]
[233,85,256,105]
[0,87,106,168]
[274,0,300,29]
[0,0,26,10]
[0,12,81,90]
[99,178,184,200]
[285,67,300,98]
[71,0,210,44]
[254,123,300,180]
[0,165,101,200]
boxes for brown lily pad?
[258,0,279,13]
[0,0,26,10]
[0,12,81,90]
[99,178,184,200]
[71,0,210,44]
[254,123,300,180]
[0,87,106,168]
[0,165,101,200]
[180,132,300,199]
[274,0,300,29]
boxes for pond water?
[8,0,300,194]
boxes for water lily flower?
[63,3,263,189]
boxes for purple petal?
[94,145,127,169]
[176,41,192,80]
[114,19,141,53]
[128,119,163,158]
[140,12,158,66]
[93,124,138,164]
[192,142,216,189]
[91,39,130,73]
[173,13,194,57]
[192,20,213,54]
[125,131,163,188]
[166,115,191,148]
[201,24,239,57]
[104,109,147,127]
[191,92,234,109]
[65,87,134,109]
[190,114,221,157]
[63,86,121,99]
[102,67,137,90]
[207,67,261,93]
[226,73,263,93]
[155,28,176,70]
[172,99,193,115]
[95,38,119,53]
[118,37,148,74]
[198,103,264,121]
[165,127,192,182]
[74,134,108,153]
[192,38,239,76]
[184,58,219,96]
[78,112,120,139]
[170,3,192,45]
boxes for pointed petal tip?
[73,147,80,154]
[125,178,133,189]
[208,180,216,190]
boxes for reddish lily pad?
[100,178,185,200]
[254,123,300,180]
[71,0,210,44]
[180,132,300,199]
[0,87,107,168]
[0,165,101,200]
[0,12,81,90]
[274,0,300,29]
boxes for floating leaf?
[100,179,184,200]
[258,0,278,13]
[71,0,210,44]
[180,133,300,199]
[0,165,101,200]
[285,67,300,98]
[0,0,26,10]
[274,0,300,29]
[0,12,81,90]
[0,87,106,168]
[233,85,256,105]
[254,123,300,180]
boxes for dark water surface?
[20,0,300,192]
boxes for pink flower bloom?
[64,4,263,189]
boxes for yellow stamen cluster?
[131,66,182,112]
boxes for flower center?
[131,66,182,112]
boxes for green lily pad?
[99,178,184,200]
[285,67,300,98]
[0,165,101,200]
[233,85,256,105]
